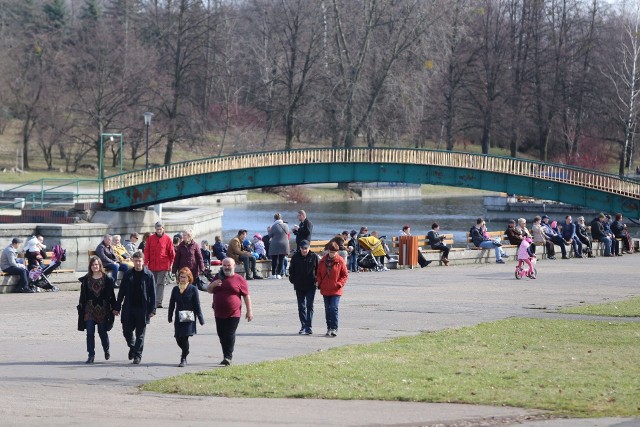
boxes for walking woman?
[78,256,117,364]
[168,267,205,367]
[268,213,290,279]
[316,241,348,337]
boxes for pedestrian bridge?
[103,148,640,218]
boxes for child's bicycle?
[514,257,537,280]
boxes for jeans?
[348,253,358,272]
[85,319,109,357]
[215,316,240,360]
[323,295,341,331]
[478,240,503,261]
[122,309,147,359]
[296,288,316,332]
[271,254,285,276]
[600,236,612,256]
[105,262,129,282]
[568,238,582,257]
[238,254,256,278]
[1,266,29,291]
[279,256,289,276]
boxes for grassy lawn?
[143,317,640,417]
[559,296,640,317]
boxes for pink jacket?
[144,232,175,272]
[517,240,531,260]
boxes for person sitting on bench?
[1,238,33,293]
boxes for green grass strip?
[559,296,640,317]
[143,318,640,417]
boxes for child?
[200,240,211,267]
[252,233,267,260]
[347,230,359,272]
[517,237,536,279]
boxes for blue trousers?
[85,319,109,357]
[296,288,316,332]
[323,295,341,331]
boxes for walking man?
[113,251,156,365]
[207,258,253,366]
[1,237,33,293]
[292,210,313,247]
[288,240,319,335]
[144,221,175,308]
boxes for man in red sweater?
[144,221,175,308]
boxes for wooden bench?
[466,231,517,249]
[390,234,456,254]
[18,251,55,266]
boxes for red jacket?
[144,232,175,272]
[316,254,348,296]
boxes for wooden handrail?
[103,148,640,199]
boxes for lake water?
[219,196,488,243]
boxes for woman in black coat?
[168,267,205,367]
[78,256,117,364]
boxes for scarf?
[179,282,189,294]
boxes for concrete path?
[1,255,639,426]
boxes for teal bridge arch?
[103,148,640,218]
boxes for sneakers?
[548,256,556,260]
[267,275,278,279]
[178,357,186,367]
[381,267,389,271]
[306,329,313,335]
[496,259,505,264]
[330,329,337,337]
[298,328,305,335]
[133,357,141,365]
[253,274,263,280]
[501,253,509,258]
[276,275,282,279]
[220,358,231,366]
[325,330,331,337]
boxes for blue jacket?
[561,222,577,241]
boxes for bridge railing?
[103,148,640,199]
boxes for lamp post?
[143,112,154,169]
[99,133,123,181]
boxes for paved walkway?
[1,255,639,426]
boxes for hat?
[155,221,163,228]
[350,230,357,237]
[11,237,23,245]
[299,240,310,249]
[253,233,263,240]
[541,215,549,220]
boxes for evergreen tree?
[43,0,66,29]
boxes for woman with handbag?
[78,256,117,364]
[168,267,205,367]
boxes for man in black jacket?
[288,240,319,335]
[292,210,313,247]
[113,251,156,364]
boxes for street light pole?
[99,133,123,181]
[143,112,154,169]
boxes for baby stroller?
[357,236,386,272]
[28,244,66,292]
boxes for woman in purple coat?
[172,229,205,283]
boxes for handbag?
[178,310,195,322]
[76,304,85,331]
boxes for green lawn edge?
[559,296,640,317]
[142,317,640,418]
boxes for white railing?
[103,149,640,199]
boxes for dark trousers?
[215,316,240,360]
[271,254,285,276]
[323,295,340,331]
[85,319,109,357]
[431,243,450,259]
[176,336,190,358]
[296,288,316,332]
[2,266,29,291]
[238,254,256,278]
[122,310,147,358]
[417,251,429,267]
[550,236,567,257]
[577,236,592,254]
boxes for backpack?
[52,244,66,262]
